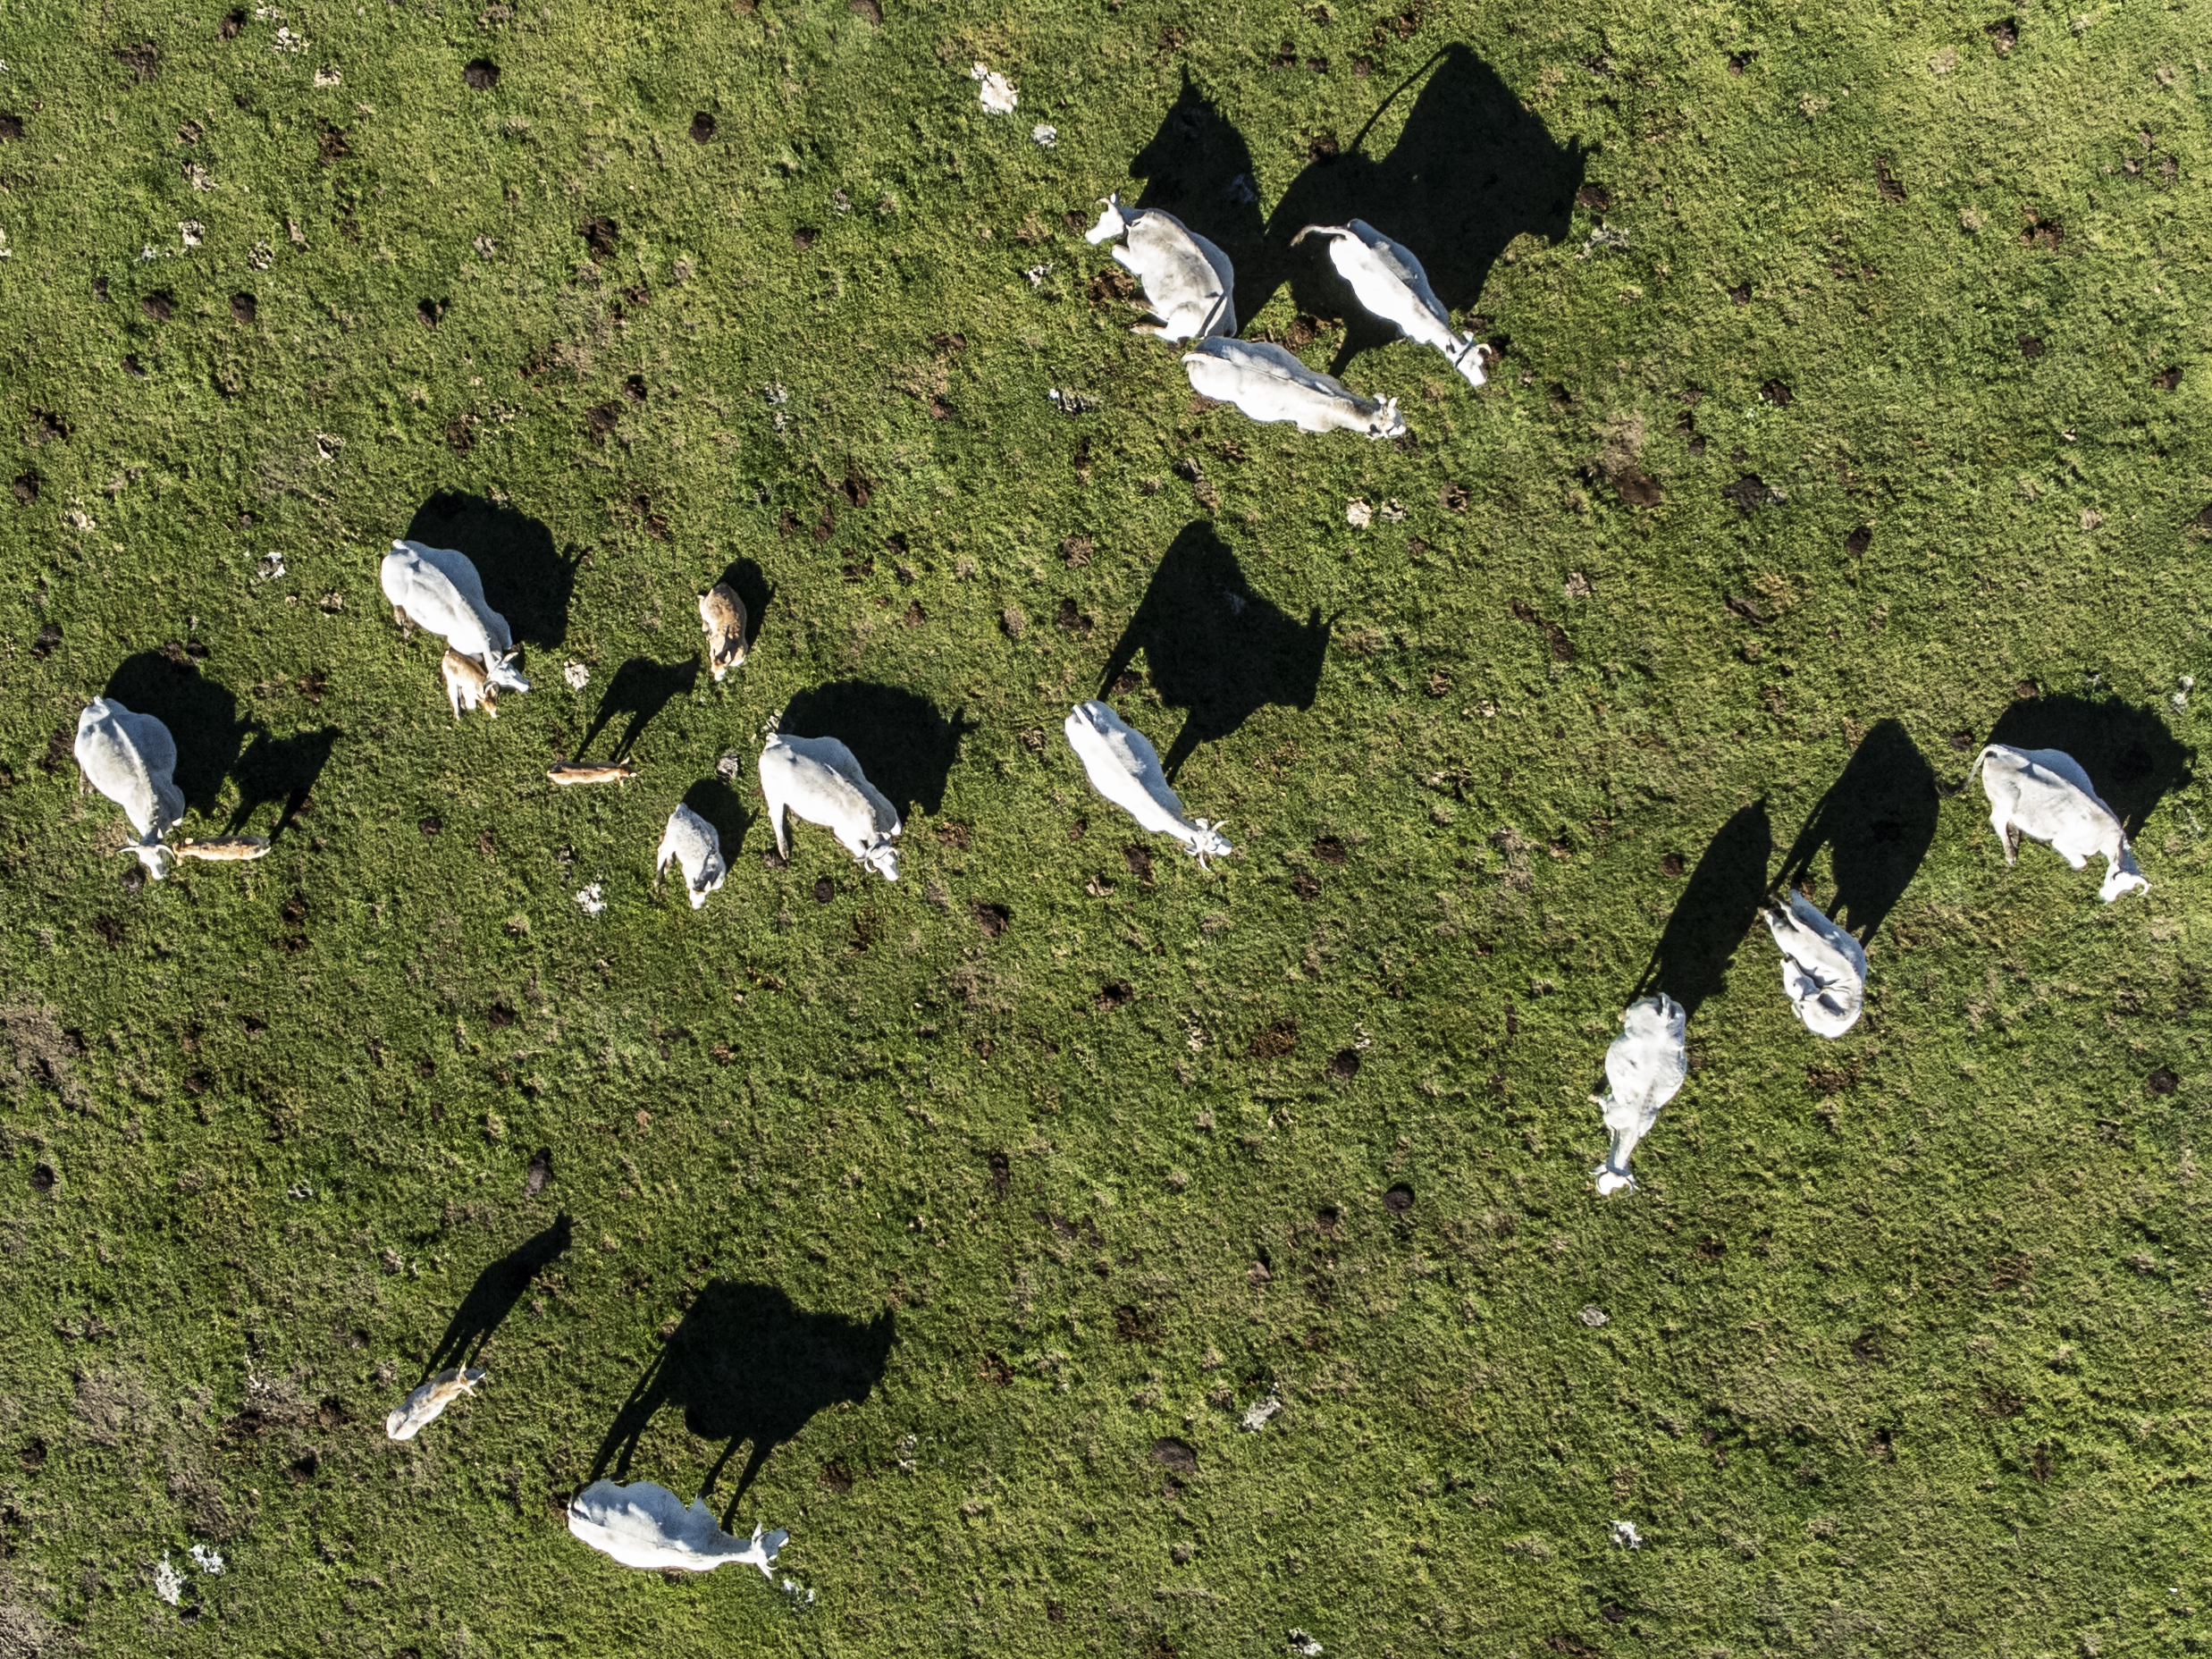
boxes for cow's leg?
[1989,801,2018,865]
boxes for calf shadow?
[421,1215,572,1380]
[229,725,340,838]
[404,492,576,649]
[1258,44,1586,377]
[680,777,751,865]
[1634,798,1771,1022]
[100,652,248,817]
[592,1281,896,1518]
[1098,522,1331,781]
[778,682,974,820]
[1773,720,1938,941]
[1128,71,1268,330]
[1984,694,2191,836]
[578,656,698,762]
[712,557,773,653]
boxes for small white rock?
[574,882,607,917]
[1024,262,1051,290]
[1345,500,1374,529]
[257,551,287,580]
[562,659,590,690]
[1030,122,1057,147]
[1611,1519,1644,1549]
[1377,499,1407,522]
[1289,1632,1324,1657]
[1241,1391,1283,1431]
[313,65,341,87]
[970,63,1018,115]
[189,1545,224,1575]
[154,1555,185,1606]
[1580,1305,1610,1326]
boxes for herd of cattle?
[58,191,2158,1577]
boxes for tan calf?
[698,583,748,681]
[547,759,637,787]
[440,648,499,720]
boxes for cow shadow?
[1773,721,1938,941]
[1128,71,1268,330]
[1098,522,1331,781]
[680,777,751,865]
[1259,44,1586,376]
[1634,799,1771,1022]
[778,682,975,820]
[230,725,340,838]
[421,1215,572,1380]
[592,1281,896,1518]
[404,493,576,649]
[712,557,772,654]
[1985,694,2191,836]
[100,653,248,817]
[578,656,699,762]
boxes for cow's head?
[484,648,531,694]
[2101,845,2149,903]
[861,837,902,882]
[1367,397,1408,441]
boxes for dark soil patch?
[1989,19,2016,52]
[1249,1018,1298,1060]
[1056,599,1092,636]
[1122,843,1154,881]
[114,42,161,81]
[315,122,349,164]
[1727,51,1755,73]
[446,417,474,456]
[1576,183,1612,213]
[812,878,835,905]
[220,9,245,38]
[1312,837,1346,865]
[1509,599,1576,662]
[231,291,257,323]
[29,623,59,658]
[820,1459,855,1494]
[1325,1048,1360,1082]
[1088,269,1138,308]
[139,291,174,323]
[486,1001,517,1029]
[849,0,882,21]
[793,226,820,252]
[29,1164,55,1192]
[2018,334,2045,359]
[1728,282,1751,305]
[525,1148,551,1196]
[579,215,618,259]
[1383,1183,1414,1213]
[934,820,971,848]
[122,355,147,378]
[2021,215,2062,250]
[462,59,500,91]
[1149,1436,1197,1472]
[1316,1205,1341,1232]
[971,901,1010,938]
[1722,474,1769,514]
[0,114,21,142]
[1095,981,1134,1012]
[2147,1067,2178,1096]
[91,916,123,947]
[1291,870,1320,899]
[38,727,70,772]
[287,1449,320,1484]
[1061,535,1093,568]
[978,1351,1012,1385]
[622,374,648,404]
[1439,481,1469,512]
[280,893,307,929]
[417,298,446,329]
[2152,366,2183,392]
[1759,379,1793,407]
[985,1150,1010,1193]
[1990,1253,2034,1291]
[1845,526,1872,556]
[418,817,442,838]
[11,474,37,504]
[1875,159,1905,203]
[1613,467,1661,506]
[17,1437,45,1472]
[585,402,621,443]
[1115,1305,1163,1345]
[689,112,717,143]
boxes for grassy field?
[3,0,2210,1653]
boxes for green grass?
[4,1,2211,1654]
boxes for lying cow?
[1181,337,1406,439]
[1762,895,1865,1038]
[1972,743,2147,902]
[759,731,902,881]
[1591,994,1687,1197]
[1085,193,1236,342]
[74,698,183,879]
[382,540,529,694]
[1291,220,1486,386]
[1063,700,1231,871]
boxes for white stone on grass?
[154,1555,185,1605]
[188,1545,223,1575]
[1344,500,1373,528]
[568,1479,788,1576]
[562,659,590,690]
[1030,123,1057,147]
[1611,1520,1644,1549]
[970,63,1017,114]
[573,882,607,916]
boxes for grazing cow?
[384,1366,486,1441]
[698,584,748,682]
[547,760,637,787]
[173,837,271,863]
[441,648,499,721]
[1181,337,1406,439]
[759,732,902,880]
[1972,743,2148,902]
[567,1479,788,1576]
[73,697,183,879]
[1085,193,1237,342]
[1762,895,1866,1037]
[656,804,728,909]
[1063,700,1232,870]
[381,540,530,694]
[1591,994,1687,1197]
[1291,220,1486,386]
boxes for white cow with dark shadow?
[1762,895,1866,1037]
[1591,994,1687,1197]
[1085,194,1236,342]
[1063,700,1231,870]
[74,697,183,879]
[382,540,530,694]
[759,732,901,880]
[1291,220,1486,386]
[1972,743,2147,902]
[1182,337,1405,439]
[656,803,728,909]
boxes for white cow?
[1063,701,1231,870]
[384,1366,486,1441]
[759,732,901,880]
[1291,220,1486,386]
[1762,895,1866,1038]
[568,1479,787,1576]
[1591,994,1687,1197]
[74,697,183,879]
[656,803,728,909]
[1085,193,1236,342]
[381,540,530,693]
[1182,337,1405,439]
[1972,743,2147,902]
